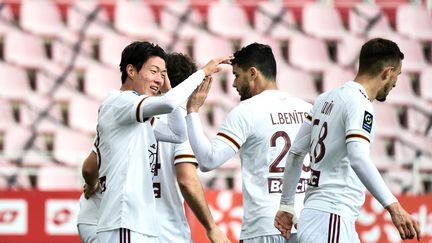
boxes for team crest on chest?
[362,111,373,133]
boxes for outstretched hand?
[202,55,233,76]
[274,210,295,240]
[386,202,421,241]
[187,76,213,113]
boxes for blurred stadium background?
[0,0,430,242]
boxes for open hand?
[386,202,421,241]
[187,76,213,113]
[202,56,233,76]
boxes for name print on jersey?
[270,111,308,125]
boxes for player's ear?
[250,67,258,80]
[381,66,392,81]
[126,64,136,80]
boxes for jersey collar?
[347,81,371,101]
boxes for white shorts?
[97,228,159,243]
[77,224,97,243]
[298,208,360,243]
[240,234,298,243]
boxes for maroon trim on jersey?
[328,213,341,243]
[306,114,312,121]
[95,126,102,169]
[345,133,370,143]
[217,132,240,150]
[135,96,149,122]
[150,117,155,126]
[119,228,130,243]
[174,154,196,160]
[328,214,333,243]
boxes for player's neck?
[252,80,278,96]
[354,76,380,101]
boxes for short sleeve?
[173,140,197,165]
[215,104,252,152]
[110,91,150,124]
[304,105,314,125]
[345,100,374,144]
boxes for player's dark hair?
[232,42,277,81]
[166,53,197,88]
[358,38,404,77]
[119,41,166,83]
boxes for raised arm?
[186,78,239,171]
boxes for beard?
[376,83,392,102]
[239,87,252,101]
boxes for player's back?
[305,81,375,221]
[96,90,159,236]
[153,113,193,243]
[219,90,312,239]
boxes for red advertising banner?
[0,191,81,243]
[0,190,431,243]
[187,191,432,243]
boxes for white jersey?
[304,81,375,221]
[153,113,196,243]
[96,90,159,236]
[77,192,101,226]
[215,90,312,240]
[77,139,101,227]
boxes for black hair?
[119,41,166,83]
[358,38,404,77]
[166,53,197,88]
[232,42,277,81]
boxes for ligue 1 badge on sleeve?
[362,111,373,133]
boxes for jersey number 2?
[269,131,291,173]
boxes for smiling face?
[232,64,253,101]
[376,61,402,102]
[131,56,167,96]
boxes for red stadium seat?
[336,33,365,68]
[4,30,48,70]
[0,62,32,101]
[322,65,356,92]
[0,98,16,131]
[19,0,66,39]
[391,35,427,74]
[99,31,134,69]
[277,66,318,103]
[52,128,94,167]
[396,4,432,42]
[254,1,300,41]
[37,165,81,190]
[114,1,160,39]
[349,3,395,39]
[160,1,206,40]
[67,95,99,135]
[193,33,233,66]
[288,34,332,74]
[419,67,432,102]
[67,1,110,40]
[84,63,120,101]
[370,137,394,172]
[207,1,254,40]
[302,3,346,41]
